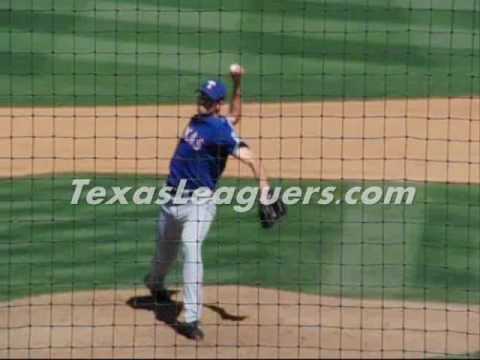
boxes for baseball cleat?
[151,289,173,305]
[176,321,205,341]
[129,289,173,311]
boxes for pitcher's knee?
[182,240,202,265]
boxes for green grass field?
[1,1,479,357]
[0,0,478,106]
[0,175,479,305]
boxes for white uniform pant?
[146,200,216,323]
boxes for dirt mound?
[1,286,479,358]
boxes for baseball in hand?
[230,63,243,74]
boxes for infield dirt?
[0,97,479,182]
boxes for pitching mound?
[1,286,479,358]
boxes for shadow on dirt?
[126,290,247,339]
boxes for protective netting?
[0,0,479,358]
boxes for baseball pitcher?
[145,65,285,340]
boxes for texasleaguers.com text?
[70,179,416,212]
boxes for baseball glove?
[259,190,287,229]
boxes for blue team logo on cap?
[199,80,227,102]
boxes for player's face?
[197,95,222,114]
[213,101,223,114]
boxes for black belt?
[166,187,195,198]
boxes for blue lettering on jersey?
[167,114,241,190]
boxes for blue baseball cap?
[199,80,227,102]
